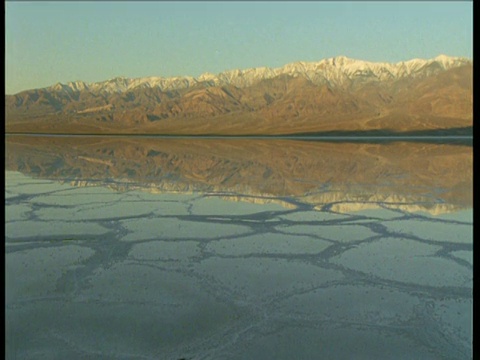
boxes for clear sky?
[5,1,473,94]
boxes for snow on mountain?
[43,55,471,96]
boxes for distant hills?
[5,55,472,135]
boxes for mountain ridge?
[11,54,471,96]
[5,55,472,135]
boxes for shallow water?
[5,136,472,359]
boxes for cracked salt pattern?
[205,233,332,256]
[5,139,473,360]
[383,219,472,244]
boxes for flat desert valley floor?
[5,136,472,359]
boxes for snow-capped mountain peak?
[41,55,471,96]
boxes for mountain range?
[5,55,472,135]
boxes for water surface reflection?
[5,136,472,359]
[5,135,472,212]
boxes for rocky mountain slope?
[5,55,472,135]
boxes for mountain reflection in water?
[5,135,472,214]
[5,135,472,359]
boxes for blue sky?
[5,1,473,94]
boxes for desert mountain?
[5,55,472,135]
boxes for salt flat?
[5,137,473,359]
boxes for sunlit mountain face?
[5,135,472,214]
[5,56,472,135]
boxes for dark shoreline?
[5,126,472,137]
[5,127,473,145]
